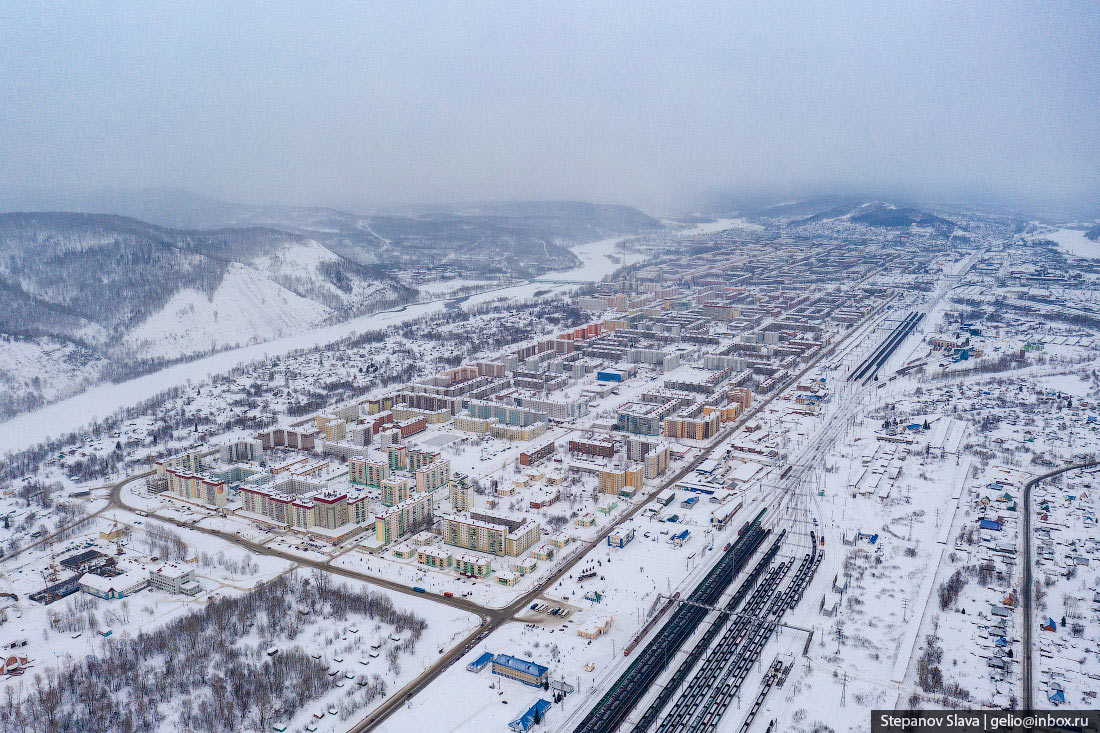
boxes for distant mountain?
[400,200,660,238]
[74,187,253,230]
[755,196,865,220]
[796,201,958,232]
[65,189,661,278]
[707,195,963,235]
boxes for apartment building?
[148,448,206,492]
[349,457,390,488]
[456,553,492,578]
[490,421,547,441]
[728,386,753,411]
[518,440,555,466]
[644,447,669,479]
[219,439,262,464]
[315,414,346,442]
[375,493,433,545]
[569,437,615,458]
[240,479,370,539]
[415,459,451,493]
[449,473,473,512]
[256,426,317,452]
[515,395,589,421]
[396,417,427,438]
[663,410,721,441]
[597,465,644,496]
[417,546,453,569]
[165,468,229,508]
[442,512,541,557]
[617,399,678,436]
[380,477,414,506]
[454,414,493,435]
[391,403,451,424]
[465,400,547,427]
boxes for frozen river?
[1039,227,1100,259]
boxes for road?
[1019,460,1098,710]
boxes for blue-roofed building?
[492,654,550,687]
[508,699,552,732]
[670,529,690,547]
[979,518,1002,531]
[467,651,494,673]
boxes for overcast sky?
[1,1,1097,216]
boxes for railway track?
[849,311,924,385]
[573,515,771,733]
[651,559,790,732]
[634,535,786,732]
[691,542,820,733]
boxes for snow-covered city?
[1,4,1098,733]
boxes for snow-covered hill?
[123,262,334,358]
[0,334,106,417]
[244,236,395,314]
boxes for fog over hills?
[52,188,660,278]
